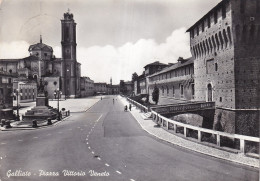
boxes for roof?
[28,42,53,52]
[144,61,167,69]
[148,57,194,77]
[186,0,227,32]
[0,59,20,63]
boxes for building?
[0,10,81,99]
[142,61,168,94]
[186,0,260,136]
[13,78,37,103]
[107,84,120,95]
[0,70,15,119]
[147,57,194,105]
[80,77,94,97]
[94,83,107,95]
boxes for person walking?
[129,104,132,111]
[113,98,115,104]
[124,105,128,111]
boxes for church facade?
[0,11,81,99]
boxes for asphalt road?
[0,95,258,181]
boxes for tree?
[120,80,127,95]
[152,84,159,104]
[131,72,138,83]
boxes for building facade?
[147,57,194,105]
[13,78,37,103]
[0,71,15,119]
[187,0,260,136]
[94,83,107,95]
[80,77,94,97]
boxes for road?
[0,95,258,181]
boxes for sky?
[0,0,219,84]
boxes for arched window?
[215,34,220,50]
[219,31,224,49]
[162,86,164,94]
[9,69,12,73]
[223,29,228,47]
[166,86,169,95]
[197,44,201,57]
[227,26,232,45]
[172,86,175,97]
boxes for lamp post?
[13,89,22,121]
[54,89,62,120]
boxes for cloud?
[0,27,191,84]
[78,27,191,84]
[0,41,30,59]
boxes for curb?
[122,97,259,169]
[0,115,72,131]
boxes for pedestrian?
[101,97,102,100]
[113,98,114,104]
[129,104,132,111]
[124,105,128,111]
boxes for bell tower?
[61,9,79,98]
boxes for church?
[0,11,81,99]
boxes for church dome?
[28,36,53,52]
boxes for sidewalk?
[120,96,259,168]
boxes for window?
[173,86,175,97]
[227,27,232,44]
[215,63,218,71]
[166,86,169,95]
[197,27,199,36]
[191,84,195,99]
[222,4,226,19]
[180,84,184,98]
[191,29,194,38]
[207,16,211,28]
[240,0,246,14]
[202,21,204,32]
[214,11,218,24]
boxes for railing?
[127,98,148,113]
[151,102,215,114]
[150,110,260,155]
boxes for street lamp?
[54,89,62,120]
[13,89,22,121]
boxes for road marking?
[86,138,88,140]
[97,157,101,160]
[105,163,110,167]
[91,151,95,154]
[96,114,103,122]
[33,137,38,139]
[86,142,88,145]
[116,171,122,175]
[1,143,6,145]
[18,140,23,142]
[130,179,135,181]
[88,147,91,149]
[0,157,2,159]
